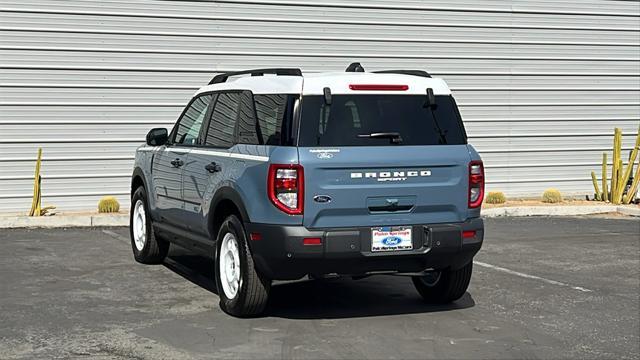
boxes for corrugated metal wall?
[1,0,639,212]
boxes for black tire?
[412,262,473,304]
[129,186,169,264]
[214,215,270,317]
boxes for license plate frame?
[371,226,413,252]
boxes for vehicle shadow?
[163,252,219,295]
[163,247,475,320]
[266,278,475,320]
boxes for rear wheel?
[214,215,270,317]
[130,187,169,264]
[412,262,473,304]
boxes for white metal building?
[1,0,639,212]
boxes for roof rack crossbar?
[209,68,302,84]
[373,70,432,78]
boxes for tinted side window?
[236,91,260,145]
[174,94,213,145]
[254,94,290,145]
[206,92,240,148]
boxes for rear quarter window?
[253,94,297,146]
[298,95,467,147]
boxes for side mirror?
[146,128,168,146]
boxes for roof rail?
[373,70,431,78]
[209,68,302,84]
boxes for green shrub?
[542,189,563,203]
[98,196,120,213]
[485,191,506,204]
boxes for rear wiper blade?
[425,87,448,144]
[357,132,403,144]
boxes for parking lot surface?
[1,216,638,359]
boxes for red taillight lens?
[303,237,322,246]
[462,230,476,239]
[268,164,304,215]
[468,160,485,208]
[349,84,409,91]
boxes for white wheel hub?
[219,232,242,299]
[132,199,147,251]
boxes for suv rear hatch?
[297,93,472,229]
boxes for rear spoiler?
[346,62,431,78]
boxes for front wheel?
[412,262,473,304]
[214,215,270,317]
[130,187,169,264]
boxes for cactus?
[617,126,640,203]
[590,171,601,200]
[592,126,640,204]
[624,154,640,204]
[614,158,624,203]
[485,191,506,204]
[29,148,43,216]
[601,152,608,202]
[611,128,620,203]
[542,188,563,203]
[98,196,121,213]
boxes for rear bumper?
[245,218,484,280]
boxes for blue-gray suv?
[130,63,485,317]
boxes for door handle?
[205,162,222,173]
[170,158,183,167]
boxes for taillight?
[468,160,485,208]
[268,164,304,215]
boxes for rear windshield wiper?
[357,132,403,144]
[425,88,448,144]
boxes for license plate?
[371,226,413,252]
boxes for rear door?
[152,93,213,226]
[297,94,471,229]
[182,91,244,236]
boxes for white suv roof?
[302,72,450,96]
[195,66,451,97]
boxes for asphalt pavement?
[0,216,638,359]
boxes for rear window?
[298,95,467,147]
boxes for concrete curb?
[616,206,640,217]
[482,205,640,218]
[0,214,128,229]
[0,205,637,228]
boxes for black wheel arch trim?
[131,167,148,196]
[209,186,251,229]
[131,167,161,222]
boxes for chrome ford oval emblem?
[317,152,334,159]
[313,195,332,203]
[381,236,402,246]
